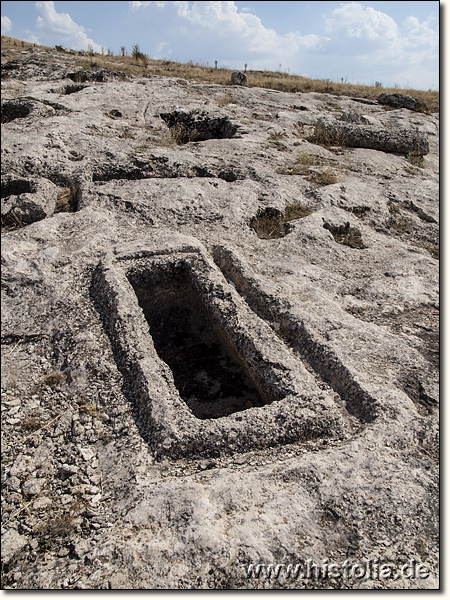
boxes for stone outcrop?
[231,71,247,86]
[159,109,239,143]
[1,43,439,590]
[314,115,430,155]
[66,66,126,83]
[1,176,59,227]
[377,93,429,113]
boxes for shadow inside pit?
[1,100,32,123]
[127,261,267,419]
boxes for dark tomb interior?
[128,262,267,419]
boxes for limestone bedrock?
[1,45,438,590]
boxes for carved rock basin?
[91,237,349,459]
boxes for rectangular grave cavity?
[92,245,348,459]
[127,260,268,420]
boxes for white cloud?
[33,1,102,52]
[24,32,40,45]
[155,41,171,59]
[322,3,438,88]
[1,15,13,35]
[127,1,438,89]
[128,1,324,71]
[325,2,398,43]
[130,1,170,8]
[403,15,439,51]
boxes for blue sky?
[1,1,440,90]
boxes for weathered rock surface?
[1,176,59,226]
[377,93,429,113]
[314,115,430,155]
[1,45,439,590]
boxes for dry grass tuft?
[35,500,84,551]
[251,203,312,239]
[308,168,339,186]
[268,130,287,142]
[324,222,367,249]
[279,151,339,185]
[284,203,313,221]
[158,123,200,146]
[77,397,100,417]
[278,151,319,175]
[308,127,350,151]
[20,415,43,432]
[406,152,425,169]
[40,371,65,388]
[1,212,25,232]
[413,241,439,260]
[55,185,78,213]
[216,91,238,106]
[344,206,371,219]
[389,217,413,234]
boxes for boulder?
[377,93,428,113]
[1,177,58,228]
[159,109,239,143]
[231,71,247,86]
[314,115,429,155]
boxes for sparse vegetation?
[404,165,420,176]
[250,203,312,239]
[40,371,65,389]
[308,127,349,151]
[278,151,318,175]
[77,397,100,417]
[20,414,42,432]
[267,130,287,142]
[291,151,319,174]
[406,151,425,168]
[308,168,339,186]
[1,36,438,111]
[323,221,367,249]
[1,211,24,231]
[55,185,78,213]
[35,500,83,551]
[387,200,401,215]
[344,206,371,218]
[389,217,412,234]
[250,208,285,239]
[387,201,415,234]
[278,151,339,185]
[413,241,439,260]
[131,43,149,67]
[160,123,199,146]
[284,203,313,221]
[216,91,237,106]
[293,121,307,137]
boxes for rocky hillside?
[1,42,439,589]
